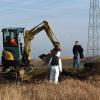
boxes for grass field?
[0,77,100,100]
[0,58,100,100]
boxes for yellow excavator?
[1,20,61,71]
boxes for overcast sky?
[0,0,89,58]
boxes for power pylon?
[87,0,100,56]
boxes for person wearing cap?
[73,41,84,68]
[48,50,62,84]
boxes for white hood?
[56,51,60,57]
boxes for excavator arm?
[24,20,61,63]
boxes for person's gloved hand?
[59,69,62,73]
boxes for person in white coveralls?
[49,50,62,84]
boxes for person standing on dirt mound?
[73,41,84,68]
[48,50,62,84]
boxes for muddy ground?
[0,57,100,86]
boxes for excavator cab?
[1,20,61,72]
[1,28,24,71]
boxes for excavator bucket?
[39,54,52,63]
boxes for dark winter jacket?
[73,45,84,58]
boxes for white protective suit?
[49,51,62,84]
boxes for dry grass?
[0,76,100,100]
[0,58,100,100]
[0,78,100,100]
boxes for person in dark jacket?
[73,41,84,68]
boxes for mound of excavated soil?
[84,62,100,76]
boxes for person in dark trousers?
[73,41,84,68]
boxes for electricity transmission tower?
[87,0,100,56]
